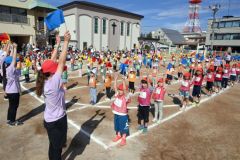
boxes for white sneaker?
[152,119,157,122]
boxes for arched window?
[102,18,106,34]
[121,21,124,36]
[94,17,98,34]
[127,22,130,36]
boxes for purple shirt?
[5,63,21,94]
[0,50,7,75]
[44,72,66,122]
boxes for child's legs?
[106,87,111,98]
[159,101,163,120]
[154,101,159,119]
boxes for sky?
[43,0,240,33]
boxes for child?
[111,73,131,146]
[22,63,30,83]
[89,71,97,105]
[135,61,141,78]
[152,78,166,123]
[78,58,83,77]
[61,66,68,90]
[137,77,152,133]
[229,64,237,86]
[214,67,223,93]
[177,64,184,81]
[104,71,112,100]
[152,67,158,87]
[237,63,240,83]
[192,68,204,104]
[128,68,136,93]
[222,64,230,88]
[205,65,215,96]
[179,72,191,111]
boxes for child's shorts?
[192,85,201,97]
[129,81,135,90]
[114,114,129,136]
[167,74,173,80]
[214,80,222,88]
[206,81,213,91]
[178,72,183,78]
[138,105,150,123]
[180,90,190,98]
[230,75,236,81]
[62,79,68,83]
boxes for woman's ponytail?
[36,69,49,97]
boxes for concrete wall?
[62,5,142,51]
[206,18,240,47]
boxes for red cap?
[184,72,191,77]
[196,68,203,72]
[141,77,148,83]
[238,63,240,67]
[117,83,127,91]
[232,63,237,67]
[209,65,214,72]
[217,67,223,71]
[225,63,230,68]
[41,60,58,74]
[158,78,164,83]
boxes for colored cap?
[141,77,148,83]
[225,63,230,68]
[196,68,203,72]
[158,78,164,83]
[4,56,19,64]
[184,72,191,77]
[41,60,58,74]
[64,65,67,71]
[209,65,214,71]
[217,67,223,71]
[117,83,127,91]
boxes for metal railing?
[0,13,30,25]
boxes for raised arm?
[11,43,17,67]
[51,33,61,62]
[113,72,118,92]
[56,31,71,74]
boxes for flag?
[0,33,10,43]
[167,63,173,70]
[45,9,65,31]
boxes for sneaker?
[4,95,8,101]
[112,135,122,142]
[15,121,24,126]
[142,127,148,133]
[7,121,15,126]
[138,125,144,131]
[157,120,162,124]
[152,118,157,123]
[120,138,126,146]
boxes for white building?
[58,1,144,51]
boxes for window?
[94,17,98,34]
[232,33,240,40]
[219,22,225,28]
[0,6,10,14]
[225,21,232,28]
[102,19,106,34]
[11,8,27,16]
[223,34,231,40]
[216,34,223,40]
[121,22,124,36]
[232,21,240,27]
[127,23,130,36]
[213,22,218,28]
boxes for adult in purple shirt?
[4,43,22,126]
[36,32,70,160]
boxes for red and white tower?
[183,0,202,33]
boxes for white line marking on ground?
[67,119,109,149]
[106,86,231,149]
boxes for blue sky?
[43,0,240,33]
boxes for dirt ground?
[0,62,240,160]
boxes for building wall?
[101,18,108,51]
[62,6,142,51]
[206,18,240,47]
[79,15,92,50]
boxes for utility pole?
[209,4,221,52]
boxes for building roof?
[58,1,144,19]
[0,0,56,10]
[161,28,186,45]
